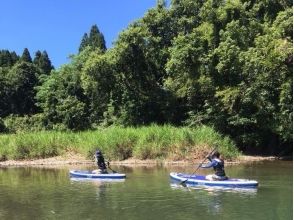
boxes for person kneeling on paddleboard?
[93,150,108,174]
[200,151,228,181]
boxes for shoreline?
[0,153,279,167]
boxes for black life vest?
[213,158,226,177]
[96,154,107,169]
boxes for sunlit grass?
[0,125,240,161]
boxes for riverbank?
[0,152,278,167]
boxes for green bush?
[4,114,45,133]
[0,118,6,132]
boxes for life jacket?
[96,154,107,170]
[212,158,226,177]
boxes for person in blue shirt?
[93,150,108,174]
[200,151,228,180]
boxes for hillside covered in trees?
[0,0,292,156]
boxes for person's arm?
[103,158,110,167]
[206,155,212,162]
[200,160,217,168]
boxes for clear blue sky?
[0,0,157,67]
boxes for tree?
[33,50,54,75]
[79,25,106,53]
[89,25,106,52]
[80,48,115,123]
[36,58,89,130]
[6,62,39,115]
[21,48,32,63]
[0,69,10,117]
[78,33,89,53]
[0,50,19,67]
[111,25,174,125]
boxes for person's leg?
[102,168,108,174]
[212,174,228,180]
[92,169,102,174]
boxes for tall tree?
[89,24,106,52]
[78,33,89,53]
[33,50,54,75]
[0,68,10,117]
[6,62,39,115]
[80,50,115,123]
[21,48,32,63]
[0,50,19,67]
[79,25,106,53]
[36,55,89,130]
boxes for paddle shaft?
[106,161,117,173]
[180,147,217,185]
[108,166,117,173]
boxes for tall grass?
[0,125,240,161]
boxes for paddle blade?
[108,167,117,173]
[179,180,188,187]
[180,182,187,187]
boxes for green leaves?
[6,61,39,115]
[36,64,89,130]
[81,50,115,123]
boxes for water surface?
[0,161,292,220]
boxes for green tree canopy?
[1,0,292,155]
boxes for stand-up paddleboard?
[170,172,258,188]
[70,170,126,179]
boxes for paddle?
[107,161,117,174]
[180,147,217,187]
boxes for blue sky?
[0,0,157,67]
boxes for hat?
[212,151,220,158]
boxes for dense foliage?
[0,0,292,155]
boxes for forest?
[0,0,292,156]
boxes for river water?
[0,161,292,220]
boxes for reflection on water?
[70,177,126,183]
[170,182,258,195]
[170,182,258,216]
[0,161,292,220]
[70,177,126,200]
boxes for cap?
[212,151,220,158]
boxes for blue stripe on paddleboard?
[70,170,126,179]
[170,172,258,188]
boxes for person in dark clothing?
[93,150,108,174]
[200,151,228,180]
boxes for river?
[0,161,292,220]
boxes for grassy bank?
[0,125,239,161]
